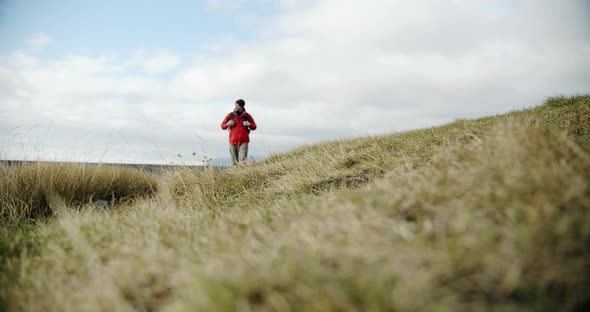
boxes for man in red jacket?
[221,99,257,165]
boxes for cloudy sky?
[1,0,589,165]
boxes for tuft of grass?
[545,94,585,107]
[0,163,158,224]
[0,94,589,311]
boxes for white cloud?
[25,32,54,50]
[127,49,181,75]
[172,0,590,129]
[1,0,590,164]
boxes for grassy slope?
[1,95,589,311]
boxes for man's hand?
[226,119,236,127]
[243,120,251,127]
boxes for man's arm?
[221,114,232,130]
[248,115,257,130]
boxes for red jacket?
[221,111,257,144]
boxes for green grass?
[1,95,589,311]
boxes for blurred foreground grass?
[1,95,589,311]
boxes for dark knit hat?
[235,99,246,107]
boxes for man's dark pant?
[230,143,248,165]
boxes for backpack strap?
[241,113,251,133]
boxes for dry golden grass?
[0,163,158,223]
[0,95,589,311]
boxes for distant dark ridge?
[0,160,225,173]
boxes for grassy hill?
[1,95,589,311]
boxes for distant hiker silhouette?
[221,99,257,165]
